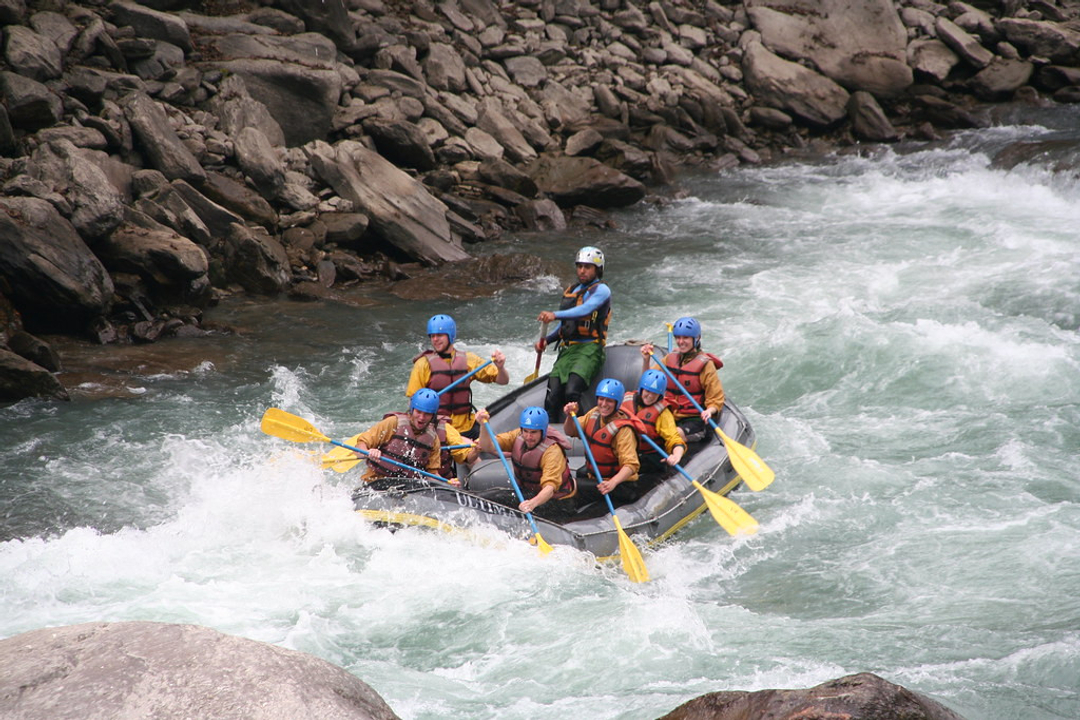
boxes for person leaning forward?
[407,313,508,439]
[641,316,724,443]
[535,246,612,422]
[563,377,641,506]
[621,368,687,476]
[352,389,443,482]
[475,406,576,514]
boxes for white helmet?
[575,246,604,268]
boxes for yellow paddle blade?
[715,426,774,492]
[523,369,539,384]
[320,434,363,473]
[612,515,649,583]
[533,532,554,555]
[261,408,331,444]
[692,481,758,536]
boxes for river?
[2,103,1078,720]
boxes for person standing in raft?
[474,406,576,514]
[620,369,687,477]
[563,378,642,506]
[641,316,724,443]
[352,389,443,481]
[535,246,612,422]
[407,314,509,440]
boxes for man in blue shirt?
[535,246,612,421]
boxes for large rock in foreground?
[0,622,400,720]
[658,672,967,720]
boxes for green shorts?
[550,342,605,385]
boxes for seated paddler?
[641,316,724,443]
[620,368,686,477]
[474,406,576,515]
[563,377,643,506]
[352,389,443,481]
[407,313,509,440]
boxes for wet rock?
[0,347,69,402]
[7,329,61,372]
[0,621,399,720]
[526,154,646,209]
[658,672,967,720]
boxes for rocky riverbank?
[2,0,1080,402]
[0,621,969,720]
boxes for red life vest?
[556,279,611,346]
[415,350,473,416]
[582,409,637,480]
[368,412,438,479]
[434,416,455,480]
[662,350,723,416]
[620,392,668,455]
[511,429,576,500]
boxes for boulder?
[308,140,469,265]
[96,222,212,306]
[0,197,113,333]
[969,58,1034,101]
[848,91,899,141]
[742,41,850,127]
[526,154,646,209]
[936,17,994,69]
[658,672,966,720]
[121,91,206,185]
[0,621,399,719]
[0,348,69,402]
[996,17,1080,64]
[223,223,290,294]
[27,139,126,240]
[745,0,912,96]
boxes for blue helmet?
[638,369,667,395]
[426,314,456,344]
[519,406,549,436]
[410,388,440,414]
[595,378,625,402]
[672,316,702,347]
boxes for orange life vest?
[581,409,636,480]
[620,392,668,455]
[511,429,576,500]
[368,412,438,479]
[662,351,723,416]
[415,350,473,416]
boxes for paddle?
[638,434,758,536]
[649,352,774,492]
[570,412,649,583]
[523,322,550,384]
[481,420,554,554]
[436,358,493,396]
[260,408,451,484]
[322,443,471,473]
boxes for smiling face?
[674,335,696,353]
[429,334,451,353]
[576,263,598,284]
[410,409,434,431]
[595,396,617,417]
[640,389,661,405]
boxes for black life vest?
[556,279,611,346]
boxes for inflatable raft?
[350,343,760,561]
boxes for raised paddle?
[638,434,758,536]
[322,443,471,473]
[570,412,649,583]
[649,352,774,492]
[481,420,554,555]
[523,322,550,384]
[260,408,451,484]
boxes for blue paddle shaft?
[330,439,448,484]
[639,434,694,483]
[650,352,722,433]
[482,423,544,535]
[570,413,620,516]
[435,359,493,396]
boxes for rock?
[0,347,69,402]
[121,91,206,185]
[516,197,566,231]
[7,329,61,372]
[526,154,646,209]
[233,126,286,197]
[362,117,437,170]
[658,672,967,720]
[110,1,193,54]
[96,222,211,306]
[308,140,469,265]
[743,41,850,127]
[969,58,1034,100]
[27,139,126,240]
[0,621,399,719]
[746,0,912,96]
[223,223,290,294]
[997,17,1080,64]
[848,91,900,141]
[908,39,961,84]
[0,70,63,131]
[936,17,994,69]
[3,25,62,82]
[0,197,113,334]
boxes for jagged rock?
[322,212,371,249]
[516,197,566,231]
[477,100,539,163]
[937,17,994,69]
[745,0,912,96]
[0,621,399,720]
[908,39,961,83]
[27,139,126,240]
[0,197,114,334]
[476,158,538,197]
[3,25,62,82]
[96,222,211,306]
[743,41,850,127]
[362,117,437,170]
[233,126,286,197]
[208,75,286,149]
[424,42,468,92]
[658,672,966,720]
[0,70,62,131]
[121,91,206,184]
[0,347,69,402]
[848,91,900,141]
[111,0,193,54]
[7,330,61,372]
[526,153,646,208]
[969,58,1034,100]
[996,17,1080,64]
[308,140,469,265]
[223,223,290,294]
